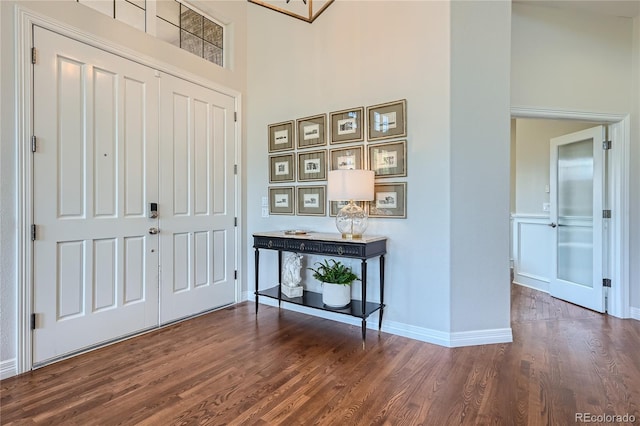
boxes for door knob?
[548,222,557,228]
[149,227,160,235]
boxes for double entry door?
[32,26,236,365]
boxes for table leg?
[254,248,260,315]
[379,254,385,331]
[361,259,367,343]
[278,250,283,309]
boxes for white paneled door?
[32,27,236,365]
[158,74,236,324]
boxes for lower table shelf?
[256,286,384,319]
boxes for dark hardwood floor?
[2,284,639,425]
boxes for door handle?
[149,227,160,235]
[548,222,557,228]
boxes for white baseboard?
[246,292,513,348]
[1,358,17,380]
[513,280,550,294]
[631,306,640,321]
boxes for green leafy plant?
[308,259,360,285]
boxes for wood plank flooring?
[2,284,639,425]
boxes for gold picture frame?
[269,153,295,183]
[297,185,326,216]
[329,146,364,171]
[268,120,295,152]
[368,182,407,218]
[269,186,295,215]
[367,99,407,142]
[296,114,327,149]
[297,150,327,182]
[368,140,407,178]
[329,107,364,144]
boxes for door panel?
[159,74,236,324]
[32,27,160,364]
[549,126,604,312]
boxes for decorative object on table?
[269,153,295,183]
[367,99,407,141]
[297,150,327,181]
[296,185,326,216]
[368,182,407,218]
[329,145,363,171]
[268,120,295,152]
[308,259,359,308]
[368,140,407,178]
[281,252,304,298]
[329,107,364,144]
[268,186,295,215]
[327,169,374,239]
[296,114,327,149]
[247,0,335,24]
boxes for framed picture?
[297,185,326,216]
[269,153,295,183]
[268,120,295,152]
[329,146,364,171]
[367,99,407,141]
[368,140,407,178]
[368,182,407,218]
[296,114,327,149]
[297,150,327,182]
[330,200,365,217]
[329,107,364,144]
[269,186,295,215]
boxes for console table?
[253,231,387,342]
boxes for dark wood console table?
[253,231,387,342]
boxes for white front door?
[32,27,160,364]
[549,126,605,312]
[158,74,237,324]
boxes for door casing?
[511,107,630,318]
[15,6,243,374]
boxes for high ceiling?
[514,0,640,18]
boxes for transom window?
[77,0,225,67]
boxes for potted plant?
[308,259,359,308]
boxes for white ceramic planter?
[322,282,351,308]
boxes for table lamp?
[327,169,375,239]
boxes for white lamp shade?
[327,169,375,201]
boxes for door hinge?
[234,112,237,122]
[31,224,37,241]
[603,209,611,219]
[602,140,611,150]
[234,164,238,175]
[31,135,37,152]
[31,47,37,64]
[234,217,237,227]
[234,270,238,279]
[31,313,37,330]
[603,278,611,288]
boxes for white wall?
[511,3,638,315]
[449,1,511,333]
[246,0,512,343]
[514,119,595,215]
[0,0,247,377]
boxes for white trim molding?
[511,214,552,293]
[1,359,17,380]
[250,297,513,348]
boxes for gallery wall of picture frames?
[267,99,408,218]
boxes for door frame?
[14,5,243,375]
[511,107,630,318]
